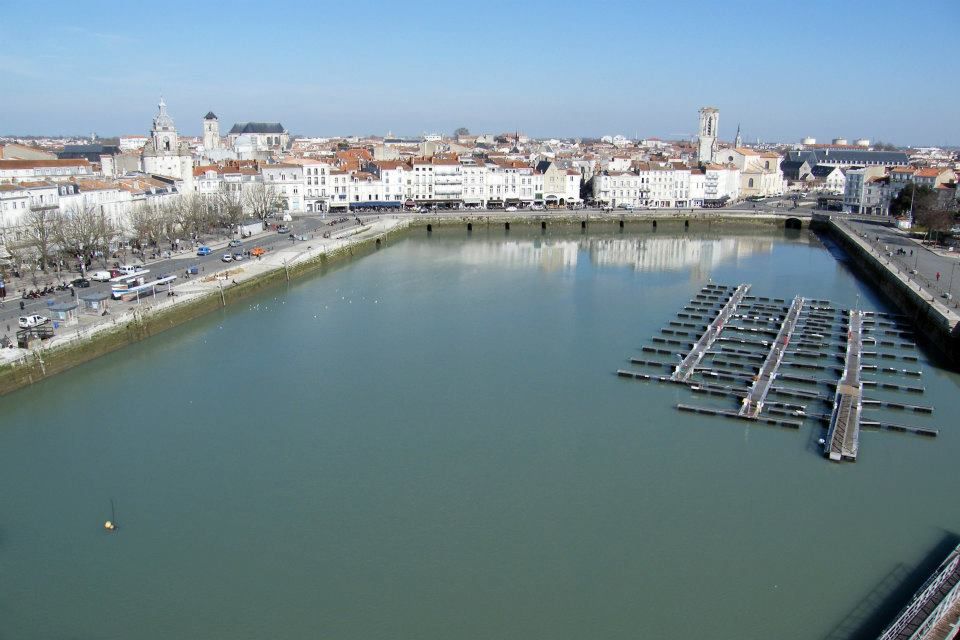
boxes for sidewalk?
[0,217,402,366]
[837,219,960,322]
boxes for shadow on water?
[820,531,960,640]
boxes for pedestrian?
[936,272,941,281]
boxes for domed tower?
[150,97,178,153]
[203,111,220,151]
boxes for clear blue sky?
[2,0,957,145]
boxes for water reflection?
[459,234,777,273]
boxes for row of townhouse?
[844,166,957,215]
[207,156,584,213]
[0,175,179,249]
[0,159,94,182]
[592,163,742,208]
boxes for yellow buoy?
[104,520,116,531]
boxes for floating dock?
[671,284,750,382]
[617,283,938,465]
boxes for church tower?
[150,97,178,153]
[142,97,193,184]
[203,111,220,151]
[697,107,719,164]
[734,123,742,149]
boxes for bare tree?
[53,204,116,273]
[23,207,55,272]
[181,194,213,239]
[244,183,284,221]
[129,202,164,248]
[216,186,245,228]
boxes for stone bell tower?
[698,107,719,164]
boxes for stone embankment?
[812,215,960,369]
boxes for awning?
[349,201,401,210]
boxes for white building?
[119,135,148,152]
[261,164,304,213]
[704,164,742,205]
[715,148,784,197]
[0,159,93,182]
[843,166,887,214]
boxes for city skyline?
[2,0,959,146]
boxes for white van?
[117,265,140,275]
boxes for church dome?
[152,97,175,130]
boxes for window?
[748,178,755,188]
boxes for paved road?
[844,219,960,304]
[0,215,363,333]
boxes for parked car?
[277,225,290,234]
[229,239,242,247]
[221,254,233,262]
[233,252,244,261]
[197,246,212,256]
[90,270,112,282]
[19,315,49,328]
[71,278,91,288]
[505,206,518,212]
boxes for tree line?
[6,183,285,281]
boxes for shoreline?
[0,212,807,396]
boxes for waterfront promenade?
[841,219,960,313]
[0,216,403,370]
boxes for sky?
[1,0,958,146]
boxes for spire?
[734,123,742,148]
[152,96,175,132]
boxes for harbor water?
[1,223,958,639]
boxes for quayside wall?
[0,224,397,396]
[812,217,960,369]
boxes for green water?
[1,225,958,639]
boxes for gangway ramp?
[824,309,864,461]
